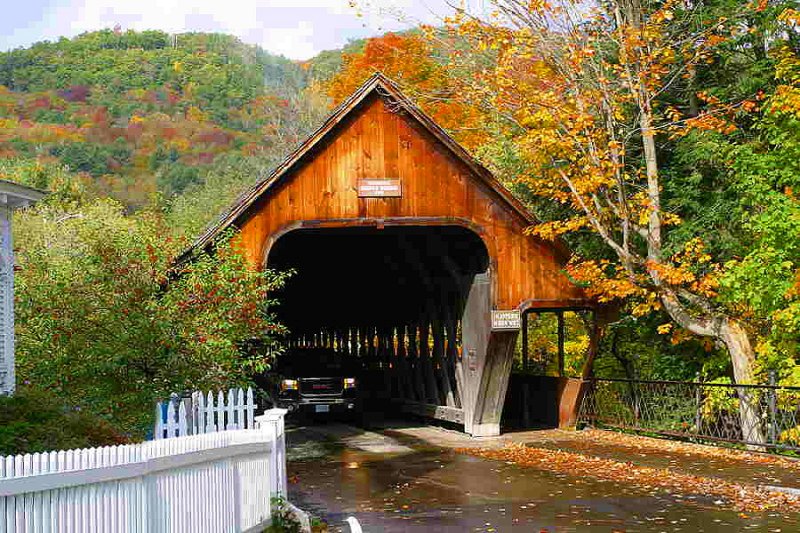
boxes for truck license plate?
[315,405,330,413]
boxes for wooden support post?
[420,320,440,404]
[554,309,606,429]
[557,311,565,377]
[460,272,516,437]
[361,325,369,359]
[381,327,392,398]
[368,325,376,362]
[390,327,400,398]
[521,311,528,372]
[396,325,411,400]
[445,317,462,408]
[432,318,455,406]
[409,323,425,402]
[581,310,600,380]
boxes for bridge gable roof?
[182,72,537,260]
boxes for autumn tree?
[326,31,490,150]
[446,1,799,443]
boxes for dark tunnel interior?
[266,225,490,342]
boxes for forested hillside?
[0,30,323,209]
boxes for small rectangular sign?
[357,179,402,198]
[491,310,521,331]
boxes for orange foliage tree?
[326,32,489,150]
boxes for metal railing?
[578,376,800,453]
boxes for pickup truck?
[271,348,361,417]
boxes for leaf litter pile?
[458,436,800,515]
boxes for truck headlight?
[280,379,299,392]
[343,377,357,389]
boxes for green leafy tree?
[14,197,289,435]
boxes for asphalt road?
[285,420,799,532]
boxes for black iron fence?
[579,376,800,453]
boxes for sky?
[0,0,484,60]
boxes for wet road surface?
[286,422,800,532]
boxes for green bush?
[0,387,128,456]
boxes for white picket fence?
[0,409,288,532]
[154,387,257,440]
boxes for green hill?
[0,29,327,208]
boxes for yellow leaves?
[657,323,673,334]
[186,106,209,123]
[769,86,800,119]
[527,0,552,13]
[169,138,191,152]
[650,8,674,24]
[649,262,695,286]
[634,194,658,226]
[768,47,800,118]
[461,432,800,514]
[741,100,758,113]
[696,91,721,105]
[664,106,682,123]
[567,259,644,303]
[632,292,662,317]
[661,211,682,227]
[681,237,710,261]
[172,61,182,73]
[751,0,769,12]
[645,240,716,290]
[669,327,699,346]
[706,34,728,48]
[777,8,800,25]
[529,217,587,240]
[682,112,737,136]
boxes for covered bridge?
[183,73,595,436]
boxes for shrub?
[0,387,128,456]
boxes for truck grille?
[299,378,342,396]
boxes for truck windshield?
[275,348,362,377]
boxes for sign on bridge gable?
[357,179,402,198]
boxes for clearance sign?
[491,310,521,331]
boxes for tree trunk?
[718,318,766,449]
[660,290,766,447]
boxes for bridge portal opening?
[266,225,490,416]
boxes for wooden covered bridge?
[184,74,595,436]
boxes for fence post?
[196,392,206,435]
[768,370,778,445]
[226,388,236,431]
[178,400,188,436]
[236,388,246,429]
[256,408,288,498]
[166,393,179,438]
[154,403,164,440]
[205,391,216,433]
[246,387,255,429]
[694,372,703,436]
[182,394,194,435]
[215,390,225,432]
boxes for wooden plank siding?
[232,92,586,311]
